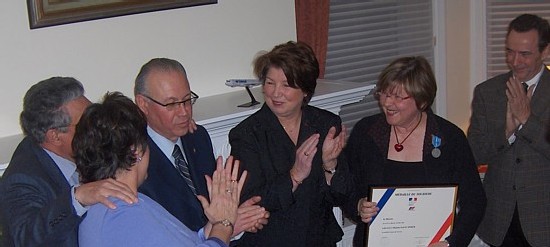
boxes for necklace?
[281,117,301,133]
[283,121,300,132]
[393,113,422,152]
[283,125,297,133]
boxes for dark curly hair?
[73,92,148,183]
[253,41,319,105]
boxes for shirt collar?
[43,148,77,186]
[147,126,183,163]
[523,65,545,89]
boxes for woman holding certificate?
[343,56,486,247]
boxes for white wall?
[445,0,472,131]
[0,0,296,138]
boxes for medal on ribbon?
[431,135,441,158]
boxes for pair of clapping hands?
[199,156,245,243]
[199,156,270,243]
[192,122,271,238]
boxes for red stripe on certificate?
[429,212,453,244]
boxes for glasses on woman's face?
[375,91,412,103]
[142,91,199,111]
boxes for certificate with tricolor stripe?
[366,185,458,247]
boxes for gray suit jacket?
[468,68,550,247]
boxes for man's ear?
[44,129,62,146]
[135,95,148,114]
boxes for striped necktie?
[172,145,197,195]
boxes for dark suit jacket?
[468,68,550,247]
[138,125,216,231]
[0,137,81,247]
[344,112,486,247]
[229,104,355,247]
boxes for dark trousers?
[491,205,531,247]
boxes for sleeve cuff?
[199,228,229,247]
[206,237,228,247]
[231,231,244,241]
[71,186,88,216]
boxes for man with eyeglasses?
[134,58,268,240]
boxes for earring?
[136,156,142,162]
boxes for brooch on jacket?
[431,135,441,158]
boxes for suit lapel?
[368,114,391,157]
[530,68,550,117]
[180,136,208,196]
[28,138,70,191]
[298,107,320,145]
[492,73,510,138]
[147,138,191,192]
[257,105,297,174]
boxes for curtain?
[295,0,329,78]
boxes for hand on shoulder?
[75,178,138,209]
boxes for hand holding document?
[367,185,458,247]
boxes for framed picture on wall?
[27,0,217,29]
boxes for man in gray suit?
[468,14,550,247]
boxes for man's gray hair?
[134,58,187,96]
[20,77,85,143]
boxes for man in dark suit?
[0,77,138,246]
[135,58,268,236]
[468,14,550,247]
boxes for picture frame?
[27,0,217,29]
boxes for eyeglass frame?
[141,91,199,110]
[374,91,412,102]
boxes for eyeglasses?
[375,92,412,103]
[142,91,199,110]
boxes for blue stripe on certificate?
[370,187,395,224]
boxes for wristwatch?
[213,219,234,230]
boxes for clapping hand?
[198,156,247,241]
[321,125,346,174]
[233,196,270,236]
[505,76,533,125]
[290,133,319,187]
